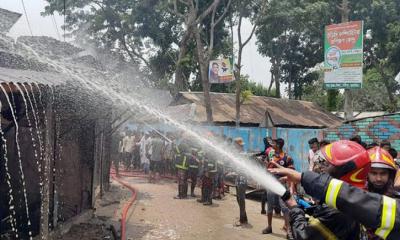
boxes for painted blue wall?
[276,128,323,172]
[205,126,270,153]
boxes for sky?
[1,0,272,87]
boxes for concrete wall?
[324,114,400,151]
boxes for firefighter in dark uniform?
[198,153,215,205]
[188,148,200,197]
[273,167,400,240]
[364,147,399,239]
[174,143,189,199]
[213,159,225,199]
[270,140,371,240]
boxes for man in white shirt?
[138,133,151,174]
[121,130,135,169]
[307,138,319,171]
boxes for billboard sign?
[324,21,363,89]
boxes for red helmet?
[368,147,397,172]
[321,140,371,188]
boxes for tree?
[43,0,182,86]
[231,0,264,127]
[256,0,340,100]
[257,0,400,111]
[354,0,400,112]
[352,67,394,111]
[171,0,232,123]
[302,71,343,111]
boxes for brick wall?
[324,113,400,151]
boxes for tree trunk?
[194,29,213,123]
[235,16,244,128]
[268,71,274,95]
[341,0,353,120]
[40,98,53,240]
[235,49,242,127]
[174,30,192,91]
[235,76,241,127]
[274,58,281,98]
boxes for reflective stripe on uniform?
[325,179,343,209]
[175,146,180,154]
[309,216,338,240]
[189,165,198,168]
[375,196,397,239]
[175,156,188,170]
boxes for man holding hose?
[270,140,371,240]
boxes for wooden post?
[91,122,99,207]
[99,129,104,198]
[40,94,53,239]
[341,0,354,121]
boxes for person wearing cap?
[264,138,294,237]
[270,140,372,240]
[231,137,249,226]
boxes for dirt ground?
[122,176,286,240]
[58,176,286,240]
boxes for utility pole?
[340,0,354,121]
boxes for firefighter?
[270,140,371,239]
[213,159,225,199]
[198,153,215,205]
[174,143,189,199]
[272,141,400,240]
[272,168,400,240]
[365,147,399,239]
[188,148,200,197]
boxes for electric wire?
[20,0,33,36]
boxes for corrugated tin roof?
[0,67,69,86]
[172,92,343,128]
[0,8,21,33]
[332,111,395,121]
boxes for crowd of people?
[114,128,400,240]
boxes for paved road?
[122,176,286,240]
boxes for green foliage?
[256,0,338,99]
[240,90,253,103]
[352,67,392,111]
[192,74,274,97]
[302,72,343,111]
[257,0,400,110]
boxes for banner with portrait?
[208,58,234,84]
